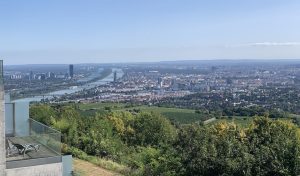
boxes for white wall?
[0,87,5,176]
[62,155,73,176]
[6,163,63,176]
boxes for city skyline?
[1,0,300,65]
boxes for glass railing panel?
[29,118,61,155]
[6,136,59,161]
[5,118,61,161]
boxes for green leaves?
[174,117,300,176]
[247,117,300,176]
[30,104,300,176]
[129,112,176,147]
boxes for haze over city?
[1,0,300,65]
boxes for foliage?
[128,112,176,146]
[30,104,300,176]
[174,118,300,176]
[30,104,56,125]
[246,118,300,176]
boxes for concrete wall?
[6,163,63,176]
[62,155,73,176]
[0,78,6,176]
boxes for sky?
[1,0,300,65]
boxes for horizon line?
[4,58,300,66]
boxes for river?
[13,68,124,103]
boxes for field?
[78,102,210,124]
[211,116,253,127]
[78,102,298,126]
[126,106,211,124]
[73,159,122,176]
[212,116,297,128]
[79,102,126,111]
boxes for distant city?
[3,60,300,115]
[7,64,78,81]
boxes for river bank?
[13,68,123,103]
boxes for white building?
[0,60,72,176]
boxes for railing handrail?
[29,118,61,134]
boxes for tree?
[247,117,300,176]
[30,104,57,125]
[129,112,176,146]
[174,123,253,176]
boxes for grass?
[69,146,129,175]
[211,116,253,127]
[86,156,128,175]
[78,102,209,124]
[73,158,124,176]
[79,103,300,126]
[211,116,298,128]
[78,102,126,117]
[78,102,298,126]
[162,111,205,124]
[125,106,206,123]
[79,102,127,111]
[79,109,108,117]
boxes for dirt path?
[73,159,121,176]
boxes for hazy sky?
[1,0,300,65]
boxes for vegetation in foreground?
[31,103,300,176]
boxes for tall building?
[113,71,117,82]
[29,71,34,81]
[40,74,46,80]
[158,77,163,88]
[69,64,74,78]
[47,72,55,79]
[171,78,179,91]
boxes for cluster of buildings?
[6,64,74,81]
[124,65,299,93]
[74,64,300,104]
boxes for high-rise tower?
[69,64,74,78]
[158,77,163,88]
[113,71,117,82]
[29,71,34,81]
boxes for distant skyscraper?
[40,74,46,80]
[158,77,163,88]
[0,60,2,80]
[113,71,117,82]
[47,72,55,79]
[29,71,34,81]
[171,78,178,90]
[69,64,74,78]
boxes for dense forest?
[30,104,300,176]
